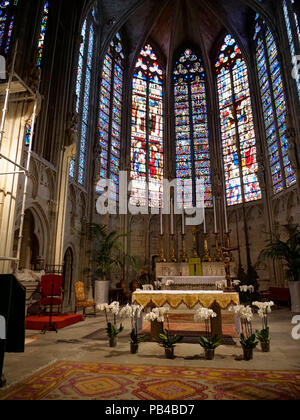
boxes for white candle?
[213,198,218,234]
[182,208,185,235]
[160,208,163,236]
[224,195,229,233]
[171,199,174,235]
[203,207,207,235]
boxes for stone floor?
[1,307,300,392]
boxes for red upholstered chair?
[39,275,63,315]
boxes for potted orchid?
[253,301,274,352]
[230,305,258,361]
[195,308,221,360]
[144,307,168,342]
[98,302,124,347]
[120,304,144,354]
[239,285,255,306]
[158,314,183,360]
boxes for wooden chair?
[74,282,96,317]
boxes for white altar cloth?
[158,276,226,286]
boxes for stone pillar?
[53,143,76,267]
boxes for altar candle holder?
[202,234,212,262]
[170,234,177,263]
[192,227,199,258]
[158,234,167,263]
[180,234,189,263]
[214,233,223,262]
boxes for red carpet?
[25,314,85,331]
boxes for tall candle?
[182,208,185,235]
[213,198,218,234]
[170,199,174,235]
[203,207,207,235]
[160,208,163,236]
[224,195,229,233]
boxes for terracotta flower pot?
[165,347,175,359]
[261,342,270,353]
[205,349,215,360]
[109,337,117,348]
[131,343,139,354]
[243,346,253,361]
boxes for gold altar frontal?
[132,290,240,338]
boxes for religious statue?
[66,93,79,148]
[222,235,238,292]
[27,65,41,93]
[93,141,102,185]
[287,134,299,171]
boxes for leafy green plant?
[106,322,124,339]
[199,335,222,351]
[240,334,259,349]
[256,327,270,344]
[130,329,144,345]
[259,224,300,283]
[87,224,139,280]
[159,329,183,349]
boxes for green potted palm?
[88,224,138,305]
[259,224,300,313]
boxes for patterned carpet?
[1,362,299,400]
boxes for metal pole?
[16,100,38,270]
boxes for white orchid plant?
[119,304,144,345]
[97,302,124,339]
[144,307,168,323]
[253,301,274,344]
[194,308,221,351]
[229,304,258,349]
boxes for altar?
[156,262,237,280]
[132,290,240,338]
[158,276,226,290]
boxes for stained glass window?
[174,48,212,209]
[70,9,96,185]
[96,33,124,201]
[255,17,296,193]
[37,1,49,67]
[131,44,164,208]
[283,0,300,101]
[0,0,18,55]
[216,34,262,206]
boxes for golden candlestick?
[158,234,167,263]
[170,234,177,263]
[180,234,189,263]
[202,234,212,262]
[192,227,199,258]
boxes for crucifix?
[222,233,238,292]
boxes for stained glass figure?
[173,48,212,209]
[0,0,18,55]
[255,17,296,193]
[216,34,262,206]
[96,33,124,202]
[131,44,164,208]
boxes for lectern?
[0,275,26,387]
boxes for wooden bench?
[260,287,291,307]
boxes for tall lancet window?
[131,44,164,208]
[216,34,262,206]
[283,0,300,101]
[255,17,296,193]
[173,48,212,209]
[0,0,18,55]
[97,33,124,201]
[36,1,49,67]
[70,9,96,185]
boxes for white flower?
[166,280,175,287]
[229,305,253,322]
[216,281,224,290]
[97,303,109,312]
[194,308,217,322]
[253,301,274,318]
[232,280,241,287]
[144,307,168,323]
[240,285,255,293]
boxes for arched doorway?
[63,248,74,306]
[14,210,40,270]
